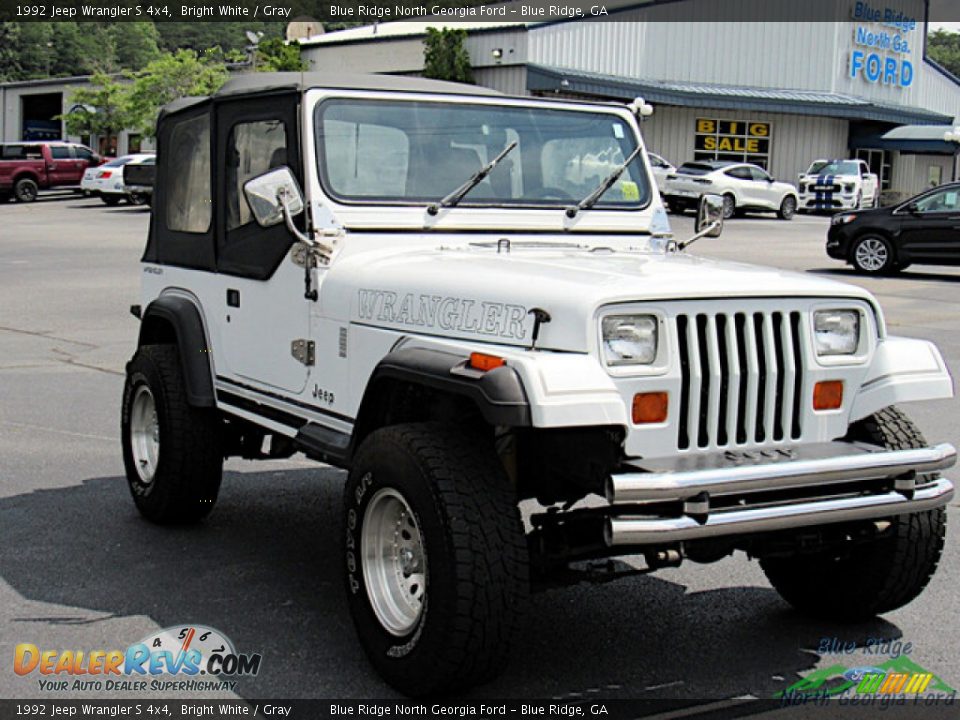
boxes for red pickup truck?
[0,141,103,203]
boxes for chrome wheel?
[722,194,735,219]
[361,486,427,636]
[780,196,796,219]
[854,237,889,272]
[129,385,159,483]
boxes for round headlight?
[602,315,658,365]
[814,310,860,356]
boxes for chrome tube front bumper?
[604,442,956,547]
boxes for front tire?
[344,423,529,696]
[121,344,223,524]
[761,407,946,621]
[851,234,896,275]
[778,195,797,220]
[13,177,38,203]
[722,193,736,219]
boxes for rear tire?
[101,194,122,206]
[761,407,946,621]
[344,423,529,696]
[13,177,38,203]
[121,344,223,524]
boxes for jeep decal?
[357,289,529,340]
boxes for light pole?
[945,127,960,183]
[245,30,263,72]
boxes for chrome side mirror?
[243,166,304,227]
[672,194,723,252]
[695,193,724,238]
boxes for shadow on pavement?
[0,470,901,700]
[808,267,960,283]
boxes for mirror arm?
[671,221,721,252]
[277,189,333,302]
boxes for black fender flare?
[136,296,215,407]
[353,347,531,446]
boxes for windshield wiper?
[427,140,518,216]
[565,145,644,219]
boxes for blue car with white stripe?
[798,158,879,213]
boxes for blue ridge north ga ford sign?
[848,1,917,87]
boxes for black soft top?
[159,72,502,120]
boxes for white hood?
[322,241,877,352]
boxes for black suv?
[827,182,960,274]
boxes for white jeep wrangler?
[122,73,955,696]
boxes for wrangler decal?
[357,289,529,339]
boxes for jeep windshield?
[314,98,651,210]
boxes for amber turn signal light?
[633,392,669,424]
[468,352,505,372]
[813,380,843,410]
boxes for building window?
[128,134,142,153]
[166,114,211,234]
[694,117,772,169]
[855,148,892,190]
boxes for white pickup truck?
[798,158,879,212]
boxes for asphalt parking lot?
[1,194,959,709]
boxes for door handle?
[226,289,240,307]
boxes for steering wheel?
[526,186,574,201]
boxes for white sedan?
[647,152,675,193]
[80,153,154,205]
[663,160,800,220]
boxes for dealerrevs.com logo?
[14,625,262,693]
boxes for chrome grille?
[677,311,804,450]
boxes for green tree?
[928,29,960,77]
[61,72,134,150]
[48,23,109,76]
[423,27,474,84]
[0,23,20,81]
[10,23,56,79]
[156,22,285,55]
[110,22,162,71]
[125,49,229,136]
[256,38,307,71]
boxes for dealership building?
[300,0,960,199]
[0,75,153,156]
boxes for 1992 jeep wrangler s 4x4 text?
[123,73,955,696]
